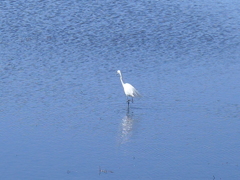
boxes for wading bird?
[117,70,141,105]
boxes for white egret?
[117,70,141,104]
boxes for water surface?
[1,0,240,179]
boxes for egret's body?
[117,70,140,103]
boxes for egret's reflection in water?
[119,111,134,144]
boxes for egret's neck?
[119,74,124,86]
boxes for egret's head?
[117,70,121,74]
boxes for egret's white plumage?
[117,70,140,103]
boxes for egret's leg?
[132,97,133,103]
[126,96,131,103]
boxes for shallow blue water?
[1,0,240,179]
